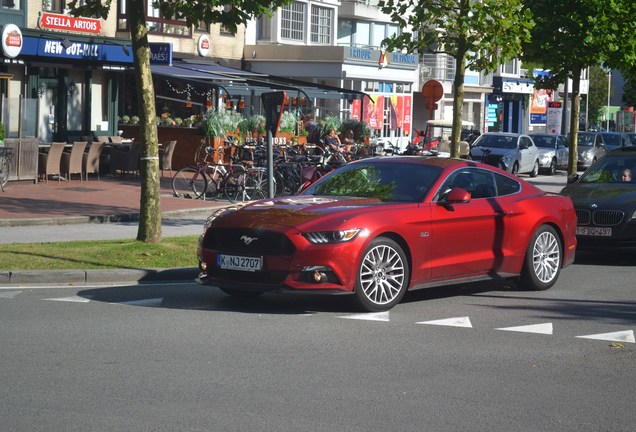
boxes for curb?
[0,267,200,286]
[0,206,222,228]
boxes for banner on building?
[351,99,361,121]
[402,96,412,135]
[530,88,553,125]
[363,94,384,130]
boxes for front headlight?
[303,228,364,244]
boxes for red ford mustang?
[197,156,577,311]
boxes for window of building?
[196,21,210,33]
[2,0,20,10]
[337,20,353,46]
[354,22,370,48]
[281,1,305,41]
[501,59,519,75]
[310,5,332,44]
[257,16,271,40]
[116,0,191,36]
[220,24,234,35]
[42,0,63,12]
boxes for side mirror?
[443,187,471,204]
[567,174,579,184]
[297,181,312,194]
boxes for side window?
[471,169,497,199]
[435,168,497,200]
[494,172,521,196]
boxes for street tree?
[587,65,610,130]
[522,0,636,176]
[377,0,533,158]
[68,0,292,242]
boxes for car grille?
[575,209,624,226]
[201,227,296,255]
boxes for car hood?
[212,195,400,230]
[561,183,636,206]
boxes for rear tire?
[548,158,557,175]
[519,225,562,291]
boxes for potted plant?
[278,111,297,133]
[130,115,140,125]
[120,115,130,125]
[174,117,183,127]
[320,115,342,135]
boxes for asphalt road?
[0,172,568,244]
[1,248,634,431]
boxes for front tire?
[354,237,409,311]
[519,225,562,291]
[172,167,207,199]
[530,160,540,177]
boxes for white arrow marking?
[576,330,635,343]
[416,316,473,328]
[496,323,553,335]
[339,311,390,322]
[119,298,164,307]
[44,295,91,303]
[0,291,22,299]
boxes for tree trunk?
[451,51,467,158]
[129,0,162,242]
[567,67,582,177]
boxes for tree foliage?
[588,65,610,129]
[67,0,293,242]
[378,0,533,157]
[522,0,636,175]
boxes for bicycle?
[0,146,14,192]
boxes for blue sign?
[21,36,133,63]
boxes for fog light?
[313,270,327,283]
[199,261,207,271]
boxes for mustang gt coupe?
[197,157,577,311]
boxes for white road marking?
[0,290,22,299]
[118,298,165,307]
[576,330,635,343]
[44,295,91,303]
[496,323,553,335]
[339,311,390,322]
[416,316,473,328]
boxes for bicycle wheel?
[203,165,226,200]
[243,168,268,201]
[172,166,207,199]
[0,154,10,190]
[223,167,246,203]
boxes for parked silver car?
[576,131,607,171]
[469,132,540,177]
[599,132,631,151]
[529,133,569,175]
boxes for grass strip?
[0,235,200,270]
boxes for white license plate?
[576,227,612,237]
[217,254,262,272]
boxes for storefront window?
[281,1,305,41]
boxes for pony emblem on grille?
[241,235,258,245]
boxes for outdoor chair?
[61,141,88,181]
[82,141,104,181]
[38,142,67,182]
[159,140,177,178]
[109,141,141,176]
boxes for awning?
[150,64,242,81]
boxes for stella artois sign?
[39,12,101,35]
[2,24,23,58]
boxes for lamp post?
[606,69,612,131]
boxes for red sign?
[40,12,101,35]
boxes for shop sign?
[1,24,23,58]
[198,35,210,57]
[150,43,172,65]
[39,12,101,35]
[21,36,133,63]
[501,79,534,94]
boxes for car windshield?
[303,161,443,202]
[530,135,556,148]
[473,134,517,149]
[578,155,636,184]
[578,133,595,146]
[601,134,622,149]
